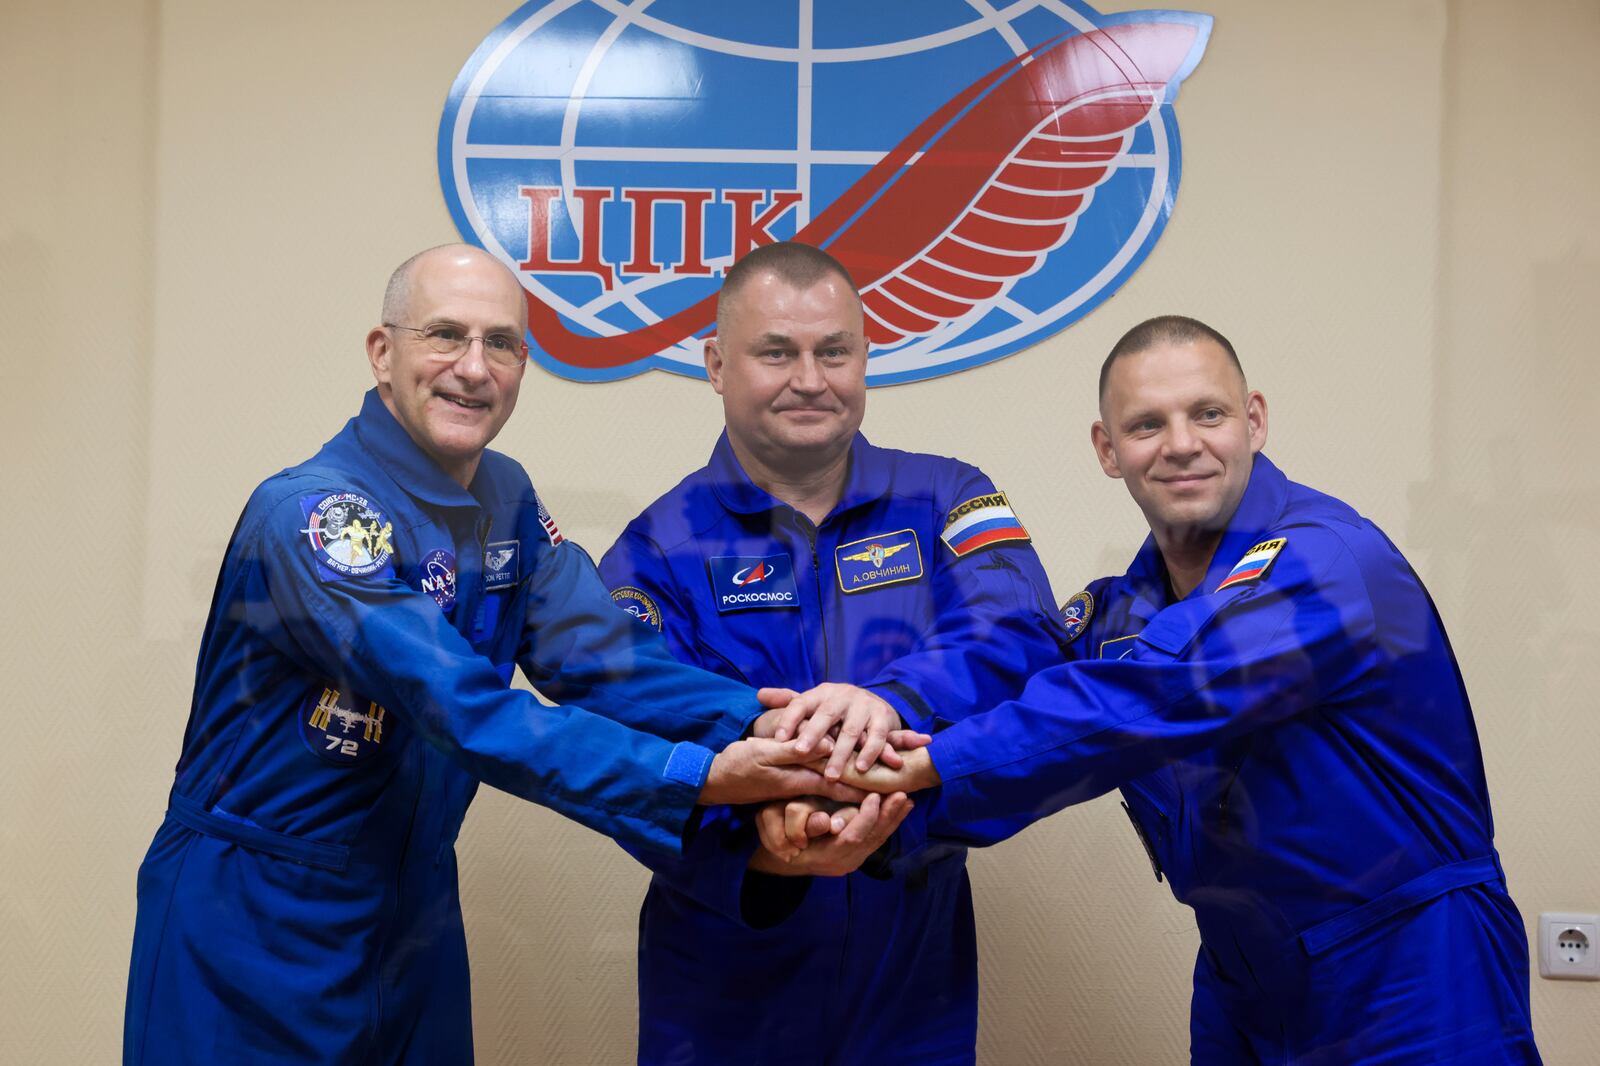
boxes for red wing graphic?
[525,20,1203,369]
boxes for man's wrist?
[748,848,802,876]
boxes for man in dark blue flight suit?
[122,245,859,1066]
[597,242,1065,1065]
[818,317,1541,1063]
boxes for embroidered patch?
[1215,537,1287,593]
[1100,634,1141,660]
[835,529,924,594]
[484,540,520,589]
[707,554,799,612]
[941,491,1030,557]
[1060,590,1094,643]
[419,548,457,611]
[611,585,664,631]
[299,685,391,765]
[299,492,395,581]
[536,494,563,546]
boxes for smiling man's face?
[366,247,527,486]
[704,269,867,475]
[1092,337,1267,546]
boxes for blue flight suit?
[914,455,1540,1064]
[597,432,1064,1066]
[124,389,762,1066]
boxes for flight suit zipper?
[793,511,832,681]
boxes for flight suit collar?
[1121,454,1290,613]
[1120,536,1171,626]
[349,387,482,510]
[704,431,890,520]
[1195,453,1290,597]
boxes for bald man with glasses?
[123,244,860,1066]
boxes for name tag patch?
[484,540,519,589]
[1100,634,1141,660]
[1215,537,1287,592]
[708,554,798,612]
[835,529,924,594]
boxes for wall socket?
[1538,913,1600,980]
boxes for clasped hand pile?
[696,683,943,877]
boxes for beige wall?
[4,0,1597,1061]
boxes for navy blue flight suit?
[124,390,762,1065]
[915,455,1540,1064]
[598,433,1064,1065]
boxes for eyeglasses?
[383,323,529,369]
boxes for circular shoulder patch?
[611,586,663,632]
[302,492,394,577]
[1060,590,1094,643]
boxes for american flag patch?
[1215,537,1286,592]
[941,491,1030,557]
[536,495,563,546]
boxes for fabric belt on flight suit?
[1297,854,1504,956]
[167,791,352,872]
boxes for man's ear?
[1091,421,1122,479]
[1246,390,1268,454]
[704,336,726,396]
[366,326,393,386]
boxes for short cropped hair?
[717,241,860,334]
[1099,315,1243,399]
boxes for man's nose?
[1162,420,1202,458]
[450,338,493,383]
[789,353,826,393]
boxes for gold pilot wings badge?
[835,529,924,594]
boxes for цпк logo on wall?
[438,1,1210,384]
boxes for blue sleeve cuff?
[664,742,713,789]
[863,682,934,734]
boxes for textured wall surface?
[3,0,1598,1062]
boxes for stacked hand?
[725,683,944,876]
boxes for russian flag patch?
[941,491,1030,558]
[1215,537,1287,592]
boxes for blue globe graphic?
[438,1,1209,383]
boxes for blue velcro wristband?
[664,742,714,788]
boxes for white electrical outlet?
[1538,913,1600,980]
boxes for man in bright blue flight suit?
[820,317,1540,1063]
[122,245,857,1066]
[597,243,1066,1065]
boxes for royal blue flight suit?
[124,389,763,1065]
[598,433,1064,1066]
[912,455,1540,1064]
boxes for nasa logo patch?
[299,492,395,581]
[835,530,924,594]
[439,3,1211,385]
[419,548,458,611]
[484,539,520,589]
[1060,590,1094,643]
[300,685,392,766]
[611,585,663,632]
